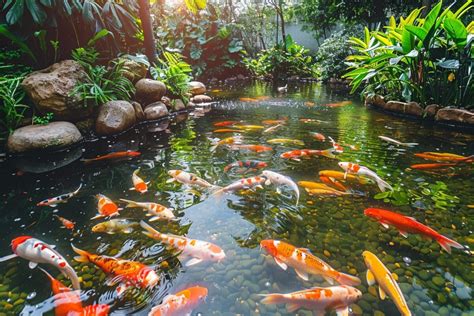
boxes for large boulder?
[144,102,169,120]
[22,60,90,121]
[384,101,422,116]
[188,81,206,95]
[192,95,212,104]
[435,108,474,125]
[95,101,136,136]
[114,57,148,83]
[7,121,82,154]
[135,79,166,105]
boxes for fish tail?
[403,142,419,147]
[63,264,81,290]
[119,199,139,208]
[71,244,91,264]
[140,220,162,239]
[335,272,361,286]
[319,149,336,159]
[259,293,286,305]
[437,235,463,254]
[375,177,393,192]
[210,144,218,152]
[39,267,54,281]
[73,183,83,195]
[357,176,371,184]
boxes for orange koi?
[149,286,208,316]
[414,152,473,162]
[262,118,287,125]
[213,128,243,133]
[280,149,335,160]
[310,132,325,141]
[319,176,348,191]
[255,96,271,101]
[318,170,370,184]
[213,121,239,127]
[304,101,316,107]
[323,101,352,107]
[82,151,140,164]
[239,97,258,102]
[54,215,75,230]
[229,144,273,152]
[91,194,120,220]
[131,169,149,194]
[410,163,457,170]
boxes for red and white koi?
[261,170,300,205]
[167,170,215,189]
[218,175,267,193]
[338,162,393,192]
[260,285,362,315]
[54,215,75,230]
[141,221,226,266]
[0,236,80,290]
[37,184,82,207]
[91,194,120,219]
[131,170,149,194]
[310,132,325,141]
[149,286,208,316]
[280,149,336,161]
[223,160,268,173]
[328,137,344,153]
[120,199,175,221]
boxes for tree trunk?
[275,13,279,44]
[138,0,157,64]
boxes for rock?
[21,60,90,121]
[384,101,422,116]
[192,95,212,104]
[365,95,385,108]
[435,108,474,125]
[171,99,186,111]
[187,101,196,108]
[188,81,206,95]
[424,104,441,118]
[131,101,144,122]
[113,57,148,83]
[135,79,166,105]
[7,122,82,154]
[95,101,136,136]
[161,96,171,108]
[144,102,169,121]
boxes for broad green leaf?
[401,29,414,53]
[423,0,442,33]
[26,0,47,25]
[405,25,428,42]
[444,18,468,49]
[5,0,25,25]
[87,29,111,47]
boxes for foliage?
[0,76,29,137]
[71,48,135,107]
[344,0,474,108]
[315,30,353,81]
[150,52,193,103]
[243,35,318,79]
[0,48,32,77]
[153,3,243,78]
[32,112,53,125]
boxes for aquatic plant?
[0,75,29,137]
[344,0,473,108]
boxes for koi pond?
[0,81,472,315]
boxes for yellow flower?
[448,73,455,82]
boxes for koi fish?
[92,219,139,234]
[260,240,361,285]
[310,132,325,141]
[280,149,336,161]
[262,118,287,125]
[267,138,304,146]
[319,175,348,192]
[213,128,244,133]
[298,181,343,191]
[140,221,225,266]
[81,304,110,316]
[414,152,473,162]
[213,121,239,127]
[131,170,149,194]
[239,97,258,102]
[0,236,80,290]
[379,136,418,147]
[82,151,140,164]
[54,215,75,230]
[120,199,175,221]
[328,137,344,153]
[210,136,242,152]
[338,162,392,192]
[262,123,284,134]
[305,188,351,196]
[229,144,273,152]
[260,285,362,315]
[410,163,457,170]
[255,96,271,101]
[234,124,265,130]
[299,118,328,124]
[323,101,352,107]
[217,175,267,193]
[72,245,159,294]
[223,160,268,173]
[149,286,208,316]
[37,184,82,207]
[91,194,120,220]
[167,170,215,189]
[364,208,463,253]
[261,171,300,205]
[304,101,316,107]
[318,170,371,184]
[363,251,411,316]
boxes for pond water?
[0,82,473,315]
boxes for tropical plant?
[243,35,318,79]
[344,0,473,108]
[315,30,353,81]
[150,52,193,103]
[32,112,54,125]
[0,76,29,137]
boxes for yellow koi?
[267,138,305,146]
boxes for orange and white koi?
[0,236,80,290]
[338,162,392,192]
[72,245,159,294]
[260,240,361,285]
[91,194,120,219]
[223,160,268,173]
[328,137,344,153]
[37,184,82,207]
[141,221,225,266]
[262,118,287,125]
[149,286,208,316]
[379,136,418,147]
[218,175,267,193]
[167,170,215,189]
[318,170,371,184]
[82,151,140,164]
[131,170,149,194]
[319,176,348,191]
[262,171,300,205]
[323,100,352,107]
[120,199,175,221]
[310,132,325,141]
[210,136,243,151]
[267,138,304,146]
[299,118,329,124]
[54,215,75,230]
[229,144,273,152]
[280,149,336,161]
[363,251,412,316]
[260,285,362,315]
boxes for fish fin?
[140,221,161,238]
[437,236,463,254]
[319,149,336,159]
[399,230,408,238]
[323,276,335,285]
[49,204,57,208]
[166,178,176,183]
[379,221,390,229]
[106,231,115,235]
[276,187,282,195]
[146,181,151,185]
[129,187,135,191]
[115,282,131,297]
[259,293,285,305]
[122,228,133,234]
[28,261,38,269]
[366,270,376,286]
[0,253,18,262]
[185,258,203,266]
[274,258,287,271]
[336,272,361,286]
[149,216,162,222]
[292,158,301,162]
[255,185,264,190]
[286,303,301,313]
[73,183,83,194]
[265,179,271,186]
[162,294,177,303]
[298,247,312,254]
[294,269,309,281]
[375,178,393,192]
[403,142,419,147]
[210,144,218,152]
[336,307,349,316]
[119,199,138,208]
[90,214,104,220]
[378,286,387,300]
[71,244,90,263]
[145,213,152,216]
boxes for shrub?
[0,75,29,137]
[315,30,353,81]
